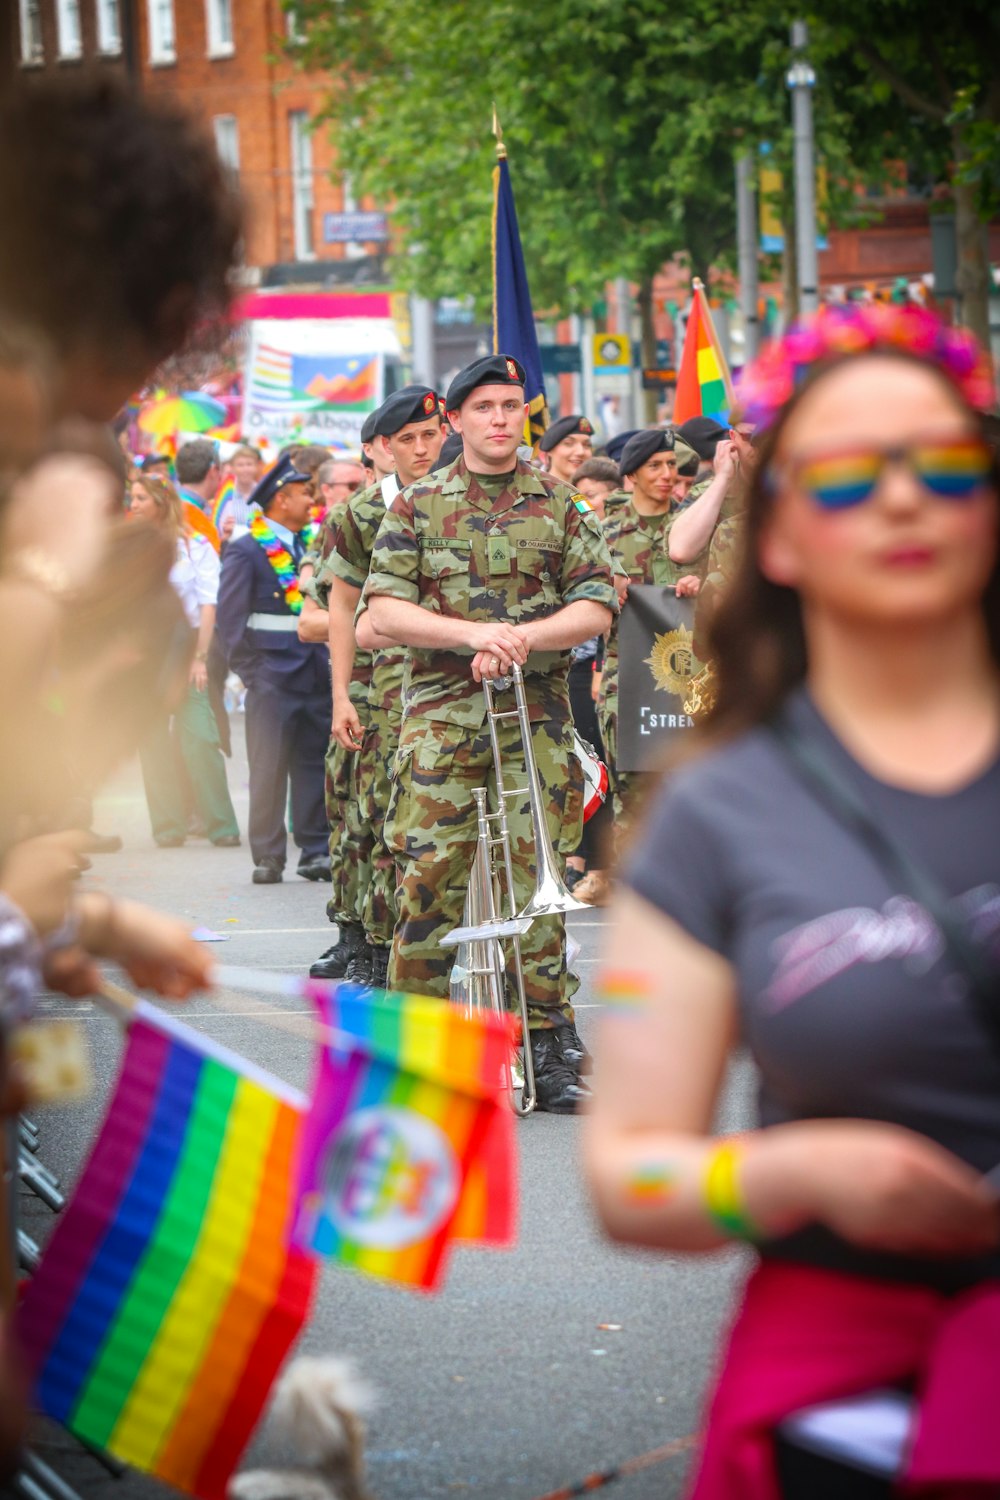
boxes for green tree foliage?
[286,0,997,339]
[805,0,1000,343]
[286,0,802,313]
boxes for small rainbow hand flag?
[210,475,235,530]
[673,279,735,426]
[295,980,517,1291]
[16,1004,318,1500]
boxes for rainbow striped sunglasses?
[788,436,993,511]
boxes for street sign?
[642,368,677,390]
[540,343,583,375]
[592,333,632,373]
[323,212,390,244]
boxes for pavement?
[13,722,755,1500]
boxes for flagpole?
[491,106,503,355]
[692,278,736,410]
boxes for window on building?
[289,112,316,261]
[18,0,44,64]
[148,0,176,63]
[55,0,83,58]
[213,115,240,177]
[285,7,305,43]
[97,0,122,53]
[205,0,234,56]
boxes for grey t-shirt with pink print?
[623,688,1000,1291]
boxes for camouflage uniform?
[692,503,747,663]
[598,500,708,822]
[303,491,376,929]
[326,484,408,946]
[366,457,617,1027]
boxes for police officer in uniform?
[365,354,617,1113]
[216,455,332,884]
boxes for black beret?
[374,385,442,437]
[602,429,641,466]
[538,413,594,453]
[431,432,465,473]
[360,408,381,445]
[618,428,675,477]
[445,353,526,411]
[677,416,728,462]
[248,452,313,512]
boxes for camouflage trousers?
[325,701,372,927]
[598,699,644,830]
[384,712,583,1028]
[358,706,400,946]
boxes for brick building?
[7,0,387,286]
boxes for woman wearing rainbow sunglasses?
[584,304,1000,1498]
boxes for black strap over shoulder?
[768,712,1000,1052]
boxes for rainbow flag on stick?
[16,1004,318,1500]
[210,475,235,531]
[673,278,735,426]
[294,980,517,1290]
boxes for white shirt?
[171,533,220,629]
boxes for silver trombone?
[442,663,586,1116]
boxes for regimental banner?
[617,586,701,771]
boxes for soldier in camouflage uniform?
[319,385,446,988]
[598,429,706,824]
[366,354,617,1114]
[298,407,392,979]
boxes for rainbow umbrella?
[138,391,227,438]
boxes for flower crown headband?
[736,303,996,432]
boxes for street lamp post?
[735,153,760,363]
[787,20,818,315]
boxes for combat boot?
[529,1028,592,1114]
[309,921,365,979]
[344,943,391,992]
[557,1020,593,1075]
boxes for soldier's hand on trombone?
[468,621,530,683]
[332,699,365,752]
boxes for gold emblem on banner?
[645,625,695,697]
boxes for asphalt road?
[14,724,755,1500]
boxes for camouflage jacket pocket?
[511,539,561,611]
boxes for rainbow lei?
[737,303,996,432]
[249,513,317,615]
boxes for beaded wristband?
[703,1140,759,1241]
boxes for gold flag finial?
[492,103,507,161]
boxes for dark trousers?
[244,681,330,865]
[568,657,612,867]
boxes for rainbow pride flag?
[210,475,235,530]
[295,981,516,1290]
[673,279,735,426]
[16,1004,318,1500]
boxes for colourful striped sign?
[295,982,516,1289]
[16,1004,317,1500]
[673,282,734,426]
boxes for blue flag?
[492,153,549,444]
